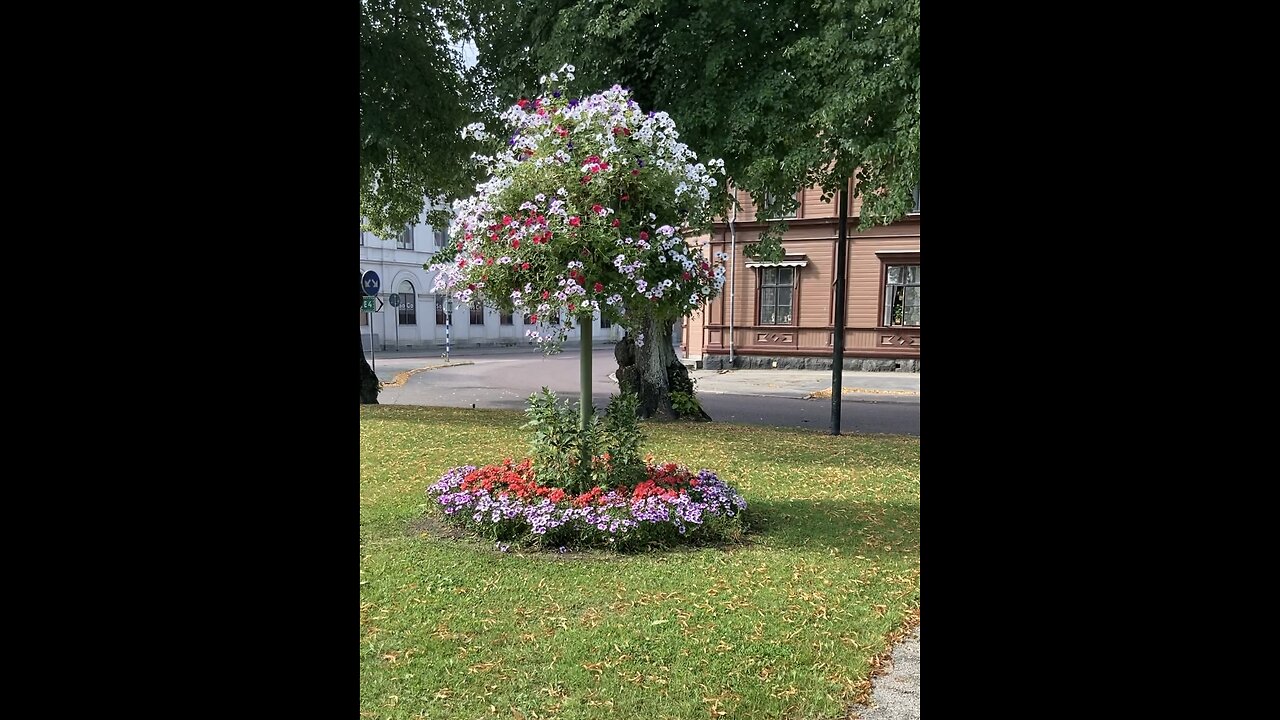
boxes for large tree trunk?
[615,314,711,420]
[360,289,380,405]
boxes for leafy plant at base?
[666,367,706,419]
[523,388,646,494]
[593,391,645,488]
[669,391,698,417]
[521,387,589,491]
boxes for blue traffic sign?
[362,270,381,297]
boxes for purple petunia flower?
[426,465,746,549]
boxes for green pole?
[579,316,592,475]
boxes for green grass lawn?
[361,405,920,720]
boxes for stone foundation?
[702,354,919,372]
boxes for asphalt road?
[375,347,919,436]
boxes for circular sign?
[362,270,381,297]
[388,293,400,307]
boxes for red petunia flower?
[593,282,604,293]
[569,217,581,227]
[521,262,530,270]
[639,231,649,241]
[512,239,520,249]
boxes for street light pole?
[831,188,849,436]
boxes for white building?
[360,207,625,351]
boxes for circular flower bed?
[427,458,747,550]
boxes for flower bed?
[427,458,747,550]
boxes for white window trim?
[745,255,809,269]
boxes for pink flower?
[569,216,581,227]
[639,231,649,241]
[593,282,604,293]
[592,204,604,215]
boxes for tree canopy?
[464,0,919,254]
[360,0,485,237]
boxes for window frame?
[877,255,921,328]
[762,191,802,221]
[397,280,417,326]
[757,266,797,326]
[469,299,485,325]
[396,224,414,250]
[435,295,448,325]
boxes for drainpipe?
[728,201,737,366]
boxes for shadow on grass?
[742,498,919,558]
[407,496,917,562]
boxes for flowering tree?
[428,66,727,464]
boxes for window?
[499,311,514,325]
[359,229,364,246]
[397,280,416,325]
[599,313,612,329]
[433,227,448,247]
[763,191,799,220]
[910,184,920,213]
[758,267,794,325]
[396,224,413,250]
[470,299,485,325]
[435,295,448,325]
[883,265,920,327]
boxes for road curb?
[378,361,475,389]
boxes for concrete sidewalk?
[688,367,918,404]
[851,626,920,719]
[366,345,920,403]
